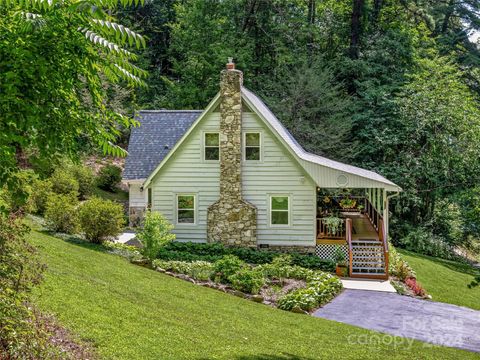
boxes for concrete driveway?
[313,289,480,353]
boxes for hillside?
[29,230,477,359]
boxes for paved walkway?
[341,279,396,292]
[313,289,480,353]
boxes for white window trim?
[203,131,220,162]
[176,193,197,226]
[269,194,291,227]
[243,131,262,162]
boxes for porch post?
[383,188,388,242]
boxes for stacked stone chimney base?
[207,200,257,246]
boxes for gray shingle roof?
[123,110,201,180]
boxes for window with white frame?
[204,133,219,161]
[244,132,261,161]
[270,196,289,225]
[177,195,195,224]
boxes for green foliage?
[213,255,245,284]
[389,244,416,281]
[156,241,335,272]
[277,272,342,312]
[50,169,80,196]
[264,61,356,160]
[44,193,79,234]
[334,246,346,265]
[137,211,176,261]
[0,170,37,213]
[68,163,95,199]
[78,197,124,243]
[229,268,265,294]
[397,226,457,261]
[97,164,122,192]
[28,178,53,215]
[0,0,146,194]
[0,214,51,357]
[152,259,215,281]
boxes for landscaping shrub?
[277,272,342,312]
[229,268,265,294]
[404,277,426,297]
[78,197,124,243]
[388,245,416,281]
[50,169,79,196]
[96,164,122,192]
[44,193,79,234]
[68,163,95,199]
[0,214,52,358]
[153,260,215,281]
[28,178,53,215]
[137,211,176,261]
[213,255,245,283]
[397,226,456,260]
[157,241,335,272]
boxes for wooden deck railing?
[317,218,346,239]
[364,197,380,231]
[346,218,353,277]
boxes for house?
[123,60,401,279]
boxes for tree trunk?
[372,0,382,23]
[349,0,364,60]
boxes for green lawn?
[91,186,128,202]
[399,249,480,311]
[30,231,477,360]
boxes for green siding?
[150,111,316,245]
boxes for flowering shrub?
[404,277,426,297]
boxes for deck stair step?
[349,235,387,278]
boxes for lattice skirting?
[315,244,348,261]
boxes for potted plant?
[334,247,348,277]
[322,216,343,237]
[339,197,356,210]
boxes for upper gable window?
[244,132,261,161]
[204,133,219,161]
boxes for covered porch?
[315,189,391,279]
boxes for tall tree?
[0,0,146,189]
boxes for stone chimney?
[207,59,257,246]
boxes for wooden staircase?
[346,208,389,280]
[350,239,387,278]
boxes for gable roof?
[137,89,401,192]
[241,88,401,191]
[123,110,201,181]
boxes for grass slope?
[91,186,128,202]
[30,231,477,360]
[399,249,480,310]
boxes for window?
[244,132,260,161]
[204,133,219,161]
[177,195,195,224]
[270,196,289,225]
